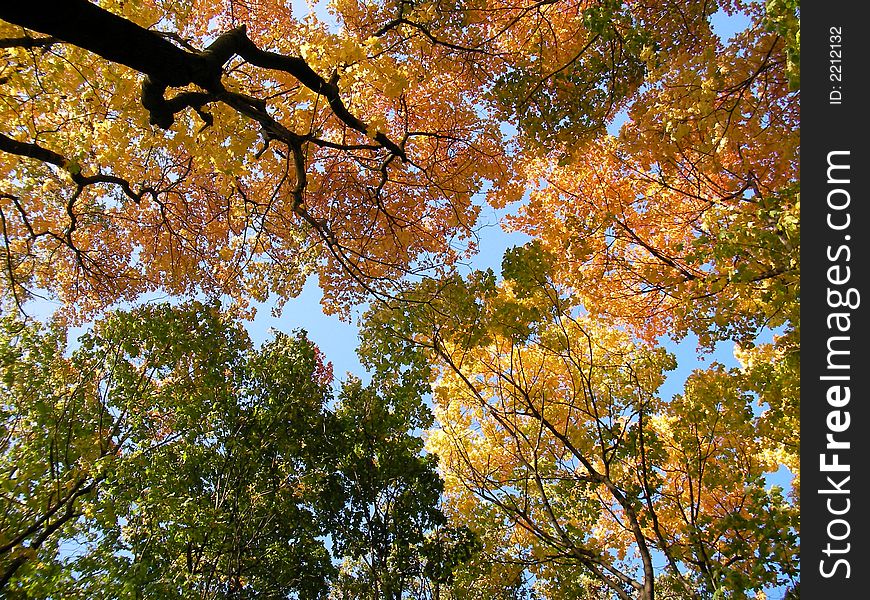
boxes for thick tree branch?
[208,26,406,159]
[0,1,208,87]
[0,35,59,49]
[0,2,406,159]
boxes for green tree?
[0,302,474,598]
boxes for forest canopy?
[1,0,799,598]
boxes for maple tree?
[359,244,799,599]
[506,6,799,341]
[0,302,475,598]
[353,9,802,593]
[0,0,512,318]
[501,2,800,495]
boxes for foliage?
[0,303,473,598]
[0,0,513,318]
[2,1,800,599]
[497,3,800,507]
[763,0,800,88]
[1,0,797,321]
[506,8,799,347]
[360,248,799,599]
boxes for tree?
[328,378,480,600]
[0,0,511,318]
[500,3,800,492]
[0,301,253,595]
[0,313,108,593]
[505,7,798,342]
[0,302,475,598]
[359,244,799,599]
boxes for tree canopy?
[359,241,798,599]
[1,302,476,598]
[1,1,799,599]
